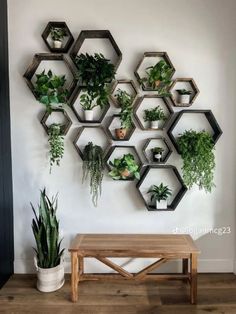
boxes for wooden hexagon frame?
[23,53,77,100]
[110,79,139,108]
[73,125,112,160]
[167,109,223,154]
[134,52,176,91]
[105,145,143,181]
[136,165,187,211]
[134,95,174,130]
[106,114,136,142]
[142,137,172,164]
[70,30,122,71]
[169,78,200,107]
[41,108,72,135]
[41,21,74,53]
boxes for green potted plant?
[176,89,192,105]
[147,183,172,210]
[144,106,166,129]
[151,147,164,162]
[50,27,67,49]
[177,130,215,192]
[141,59,173,94]
[31,189,65,292]
[34,70,68,112]
[108,153,140,180]
[48,123,64,173]
[114,89,133,139]
[75,53,116,121]
[82,142,105,206]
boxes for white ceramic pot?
[150,120,159,129]
[178,94,191,105]
[156,199,168,210]
[34,257,65,293]
[53,40,62,49]
[84,109,94,121]
[153,152,162,162]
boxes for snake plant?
[31,189,64,269]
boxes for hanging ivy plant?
[177,130,215,192]
[48,124,64,173]
[82,142,105,207]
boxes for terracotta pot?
[115,128,127,140]
[155,80,161,88]
[120,169,130,178]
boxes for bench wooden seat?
[68,234,200,304]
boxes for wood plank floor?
[1,274,236,313]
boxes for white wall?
[8,0,236,273]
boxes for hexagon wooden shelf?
[70,30,122,71]
[68,86,110,124]
[169,78,200,107]
[41,108,72,135]
[105,145,143,181]
[134,95,174,130]
[23,53,77,100]
[110,79,139,108]
[134,52,175,91]
[106,114,136,141]
[167,109,223,154]
[41,21,74,53]
[136,165,187,211]
[73,126,112,160]
[142,137,172,164]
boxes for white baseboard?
[14,257,234,274]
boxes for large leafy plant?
[34,70,68,112]
[115,89,133,129]
[177,130,215,192]
[148,183,172,202]
[50,27,67,41]
[109,153,140,180]
[31,189,64,269]
[82,142,105,207]
[144,106,166,122]
[48,124,64,173]
[141,59,173,94]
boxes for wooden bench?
[68,234,200,304]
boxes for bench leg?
[71,252,79,302]
[190,253,198,304]
[182,258,188,283]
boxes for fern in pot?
[147,183,172,210]
[48,123,64,173]
[115,89,133,139]
[144,106,166,129]
[82,142,105,206]
[50,27,67,49]
[31,189,65,292]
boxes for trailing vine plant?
[82,142,105,207]
[48,124,64,173]
[177,130,215,192]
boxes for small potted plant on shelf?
[114,89,133,139]
[151,147,164,162]
[75,53,116,121]
[48,123,64,173]
[144,106,167,129]
[50,27,67,49]
[176,89,192,105]
[147,183,172,210]
[31,189,65,292]
[108,153,140,180]
[82,142,105,207]
[141,60,173,95]
[177,129,215,192]
[34,70,68,112]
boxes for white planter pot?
[150,120,159,129]
[178,94,191,104]
[153,152,162,161]
[34,257,65,293]
[156,199,168,210]
[84,110,94,121]
[53,40,62,49]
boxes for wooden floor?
[1,274,236,313]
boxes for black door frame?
[0,0,14,288]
